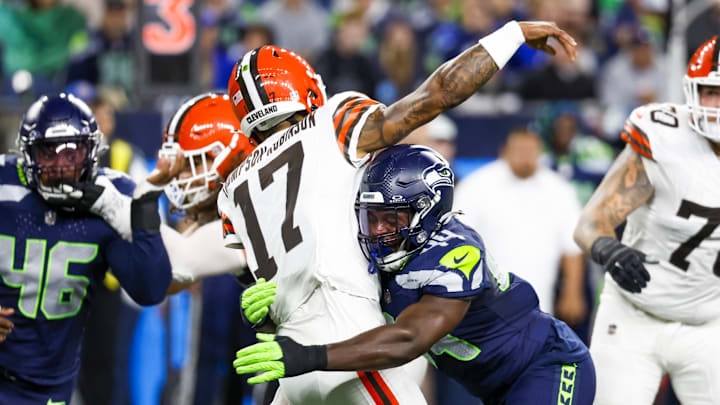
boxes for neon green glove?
[233,333,328,385]
[241,278,277,326]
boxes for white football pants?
[591,283,720,404]
[270,283,427,405]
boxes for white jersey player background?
[577,35,720,405]
[619,102,720,324]
[219,91,383,325]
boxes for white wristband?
[478,21,525,70]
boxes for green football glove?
[233,333,328,385]
[241,278,277,326]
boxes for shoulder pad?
[0,155,28,186]
[0,155,32,202]
[622,103,682,161]
[420,220,484,261]
[404,223,487,294]
[323,91,384,166]
[438,245,482,281]
[98,168,135,197]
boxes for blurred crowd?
[1,0,718,135]
[1,0,716,404]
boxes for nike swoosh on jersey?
[453,252,469,264]
[439,245,481,281]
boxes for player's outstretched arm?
[102,160,182,305]
[233,295,469,384]
[356,21,577,154]
[574,145,656,293]
[325,294,469,370]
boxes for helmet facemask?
[683,77,720,141]
[15,93,103,208]
[26,136,98,198]
[683,36,720,141]
[159,142,226,211]
[160,92,253,212]
[356,192,442,273]
[21,128,101,196]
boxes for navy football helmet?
[356,144,455,272]
[16,94,103,201]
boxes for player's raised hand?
[0,307,15,343]
[518,21,578,61]
[147,151,186,187]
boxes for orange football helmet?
[159,93,254,210]
[683,35,720,141]
[227,45,327,140]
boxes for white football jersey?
[217,91,384,324]
[617,102,720,324]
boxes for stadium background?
[0,0,716,404]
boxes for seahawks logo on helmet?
[422,161,454,192]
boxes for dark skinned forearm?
[326,324,427,371]
[324,295,470,371]
[357,44,498,153]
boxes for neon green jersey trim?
[16,160,27,186]
[557,363,577,405]
[439,245,481,281]
[429,334,481,362]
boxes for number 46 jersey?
[218,91,383,324]
[619,102,720,324]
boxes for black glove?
[591,237,653,293]
[276,335,328,377]
[38,181,104,212]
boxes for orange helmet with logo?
[683,35,720,141]
[159,93,254,210]
[227,45,327,141]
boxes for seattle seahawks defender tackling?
[234,145,596,405]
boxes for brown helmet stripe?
[249,48,271,105]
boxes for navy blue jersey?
[0,155,171,386]
[380,216,588,400]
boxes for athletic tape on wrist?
[131,191,162,233]
[478,21,525,70]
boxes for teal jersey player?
[234,145,596,405]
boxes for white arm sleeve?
[161,221,247,283]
